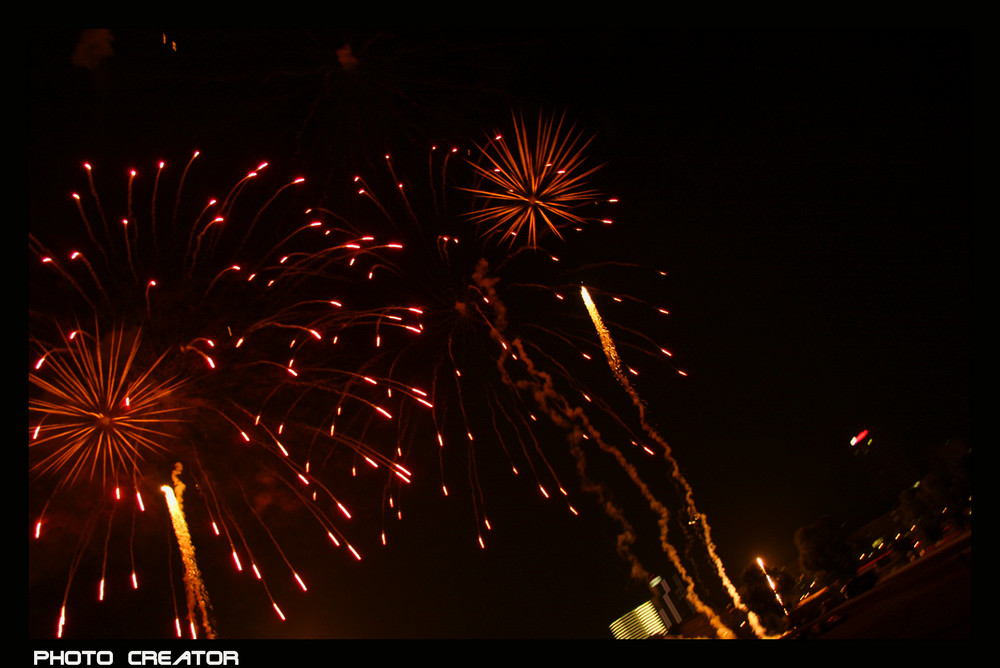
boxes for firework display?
[463,111,603,247]
[30,31,973,642]
[29,153,428,637]
[29,114,747,638]
[300,116,763,637]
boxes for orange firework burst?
[463,112,604,248]
[29,323,185,491]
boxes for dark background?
[29,30,971,639]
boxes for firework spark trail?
[581,286,769,638]
[580,287,632,398]
[53,509,102,638]
[757,557,789,617]
[162,463,215,639]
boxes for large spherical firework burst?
[29,152,424,638]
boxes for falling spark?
[756,557,789,616]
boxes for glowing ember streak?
[756,557,788,615]
[580,287,626,389]
[161,464,215,639]
[293,573,307,591]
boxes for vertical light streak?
[162,463,216,639]
[756,557,789,616]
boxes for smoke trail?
[464,267,728,636]
[162,463,216,639]
[507,334,735,637]
[580,286,769,638]
[568,436,650,582]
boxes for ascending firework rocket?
[162,463,215,639]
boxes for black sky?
[29,30,971,640]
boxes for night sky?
[28,30,971,640]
